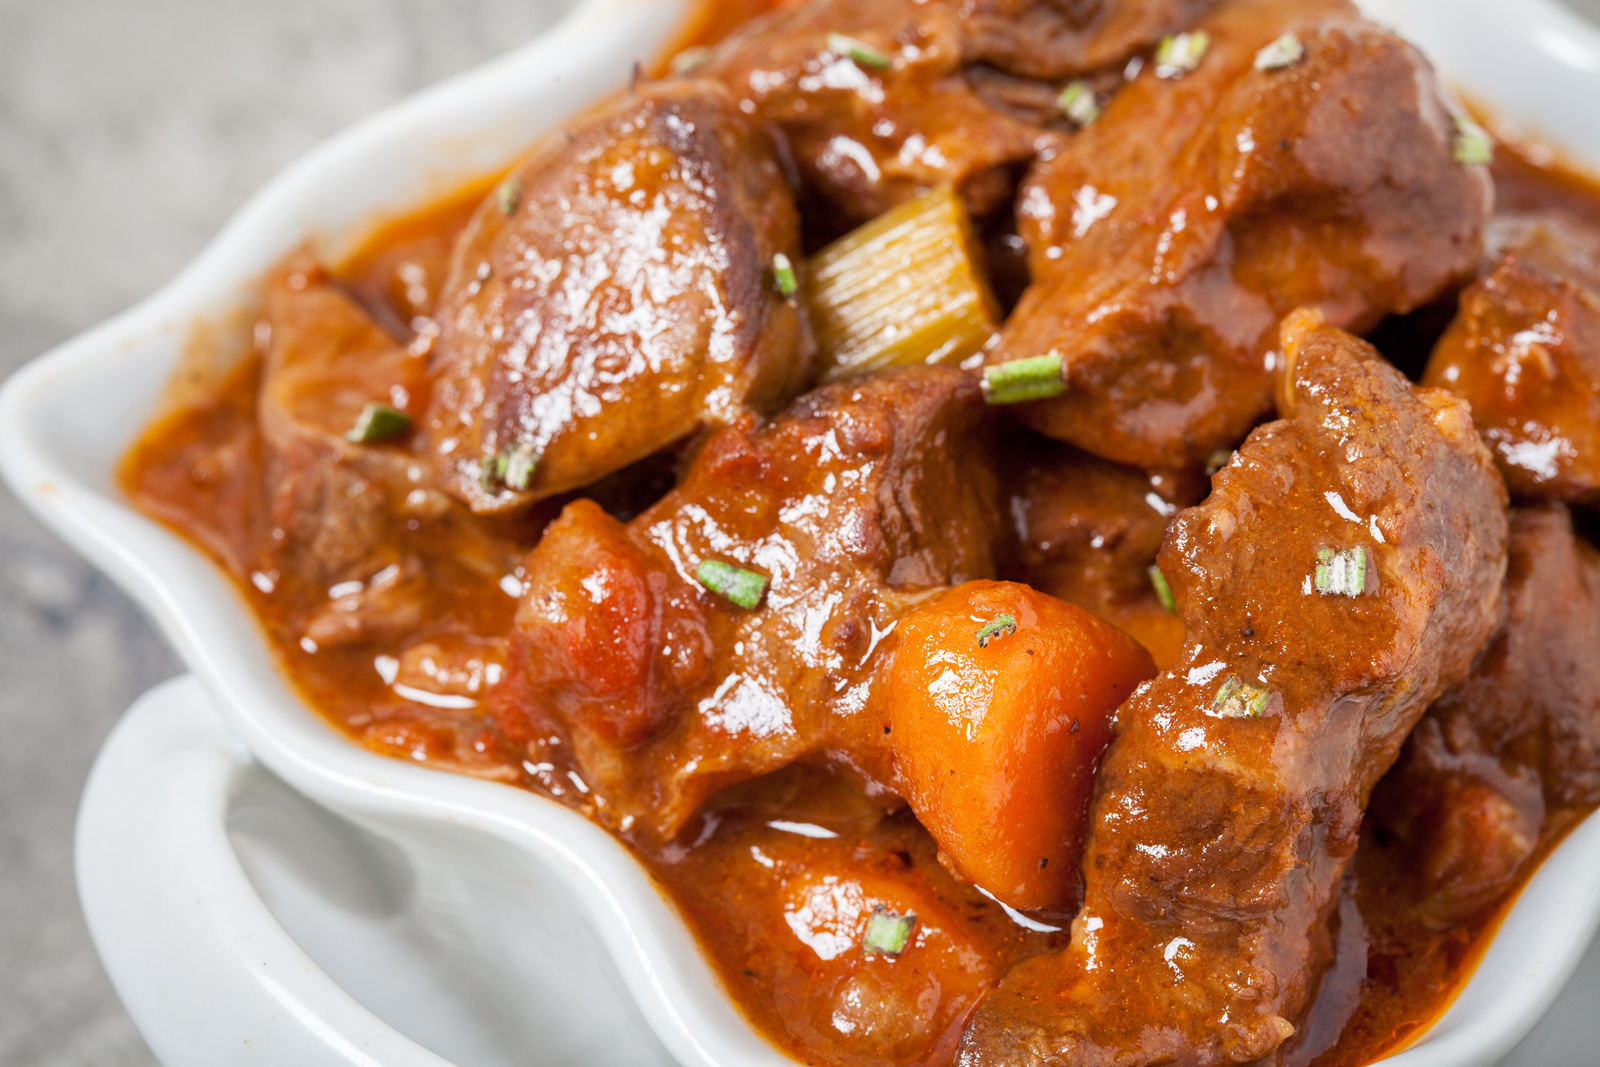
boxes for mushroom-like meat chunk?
[1422,212,1600,503]
[1372,504,1600,925]
[426,80,812,515]
[989,0,1491,470]
[959,313,1507,1065]
[258,251,521,648]
[497,367,999,839]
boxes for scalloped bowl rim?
[3,1,1600,1065]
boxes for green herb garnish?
[1205,449,1234,477]
[503,443,540,492]
[863,906,916,957]
[345,403,412,444]
[497,178,524,216]
[981,353,1066,406]
[1314,545,1372,597]
[1213,676,1274,720]
[827,33,892,71]
[671,46,714,76]
[1254,33,1305,72]
[1148,565,1177,614]
[1156,31,1210,79]
[772,252,799,299]
[1452,116,1493,166]
[696,560,769,609]
[1057,81,1101,128]
[480,452,509,493]
[977,613,1019,647]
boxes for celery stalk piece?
[807,185,1001,381]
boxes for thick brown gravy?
[116,39,1600,1067]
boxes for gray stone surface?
[2,1,1599,1065]
[0,3,573,1064]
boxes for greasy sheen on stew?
[119,1,1600,1065]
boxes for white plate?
[4,0,1600,1064]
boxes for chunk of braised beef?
[989,0,1491,470]
[496,367,999,838]
[960,313,1507,1066]
[696,0,1218,224]
[257,250,523,649]
[696,0,1055,225]
[1372,505,1600,925]
[1004,434,1205,668]
[962,0,1217,80]
[426,80,812,516]
[1423,212,1600,503]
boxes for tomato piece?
[887,581,1155,911]
[509,500,668,745]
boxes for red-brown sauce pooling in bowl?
[117,2,1600,1060]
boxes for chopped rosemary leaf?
[827,32,892,70]
[1254,33,1305,72]
[346,403,412,444]
[1156,31,1210,79]
[1314,545,1372,597]
[772,252,799,299]
[863,906,917,957]
[1213,676,1274,720]
[1148,565,1177,614]
[480,451,511,494]
[977,613,1018,647]
[982,353,1066,405]
[496,177,524,216]
[696,560,769,610]
[1452,116,1493,165]
[1205,449,1234,477]
[1057,81,1101,128]
[503,443,540,492]
[671,45,714,76]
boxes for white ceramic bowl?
[4,1,1600,1064]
